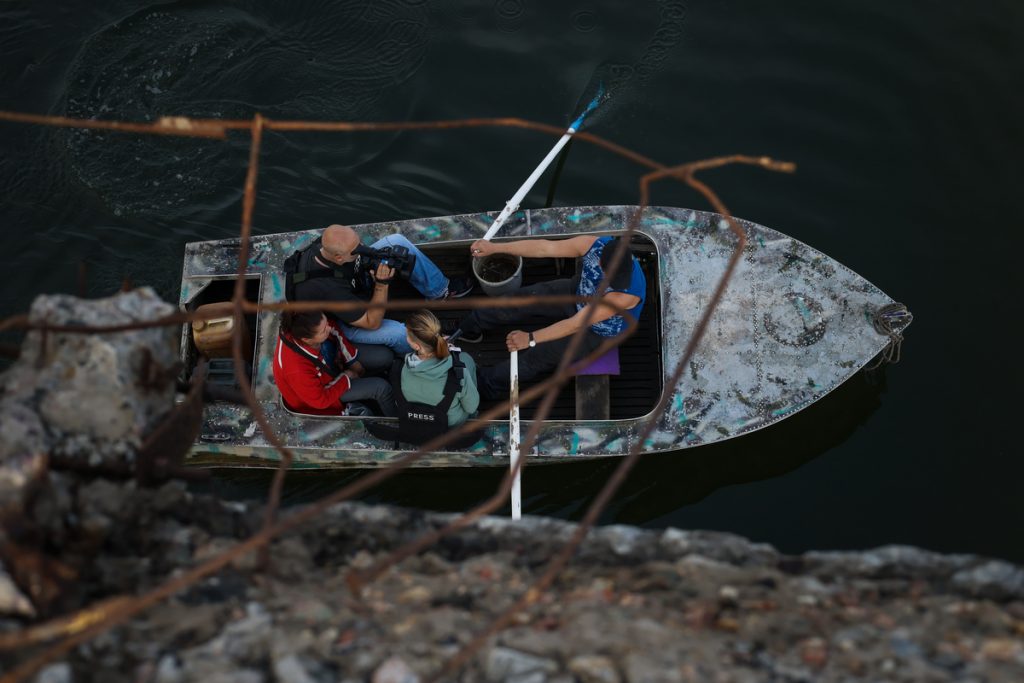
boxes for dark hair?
[280,310,324,341]
[599,237,634,289]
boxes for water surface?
[2,0,1021,562]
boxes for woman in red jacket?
[273,311,396,416]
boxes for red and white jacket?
[273,318,359,416]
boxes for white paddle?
[478,86,606,520]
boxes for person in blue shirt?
[455,235,646,399]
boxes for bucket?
[472,253,523,296]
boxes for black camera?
[353,243,417,282]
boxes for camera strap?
[284,247,355,301]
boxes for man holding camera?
[290,224,472,354]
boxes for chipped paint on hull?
[180,206,910,469]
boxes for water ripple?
[60,1,433,220]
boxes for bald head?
[321,224,360,264]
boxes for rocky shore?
[2,291,1023,682]
[2,484,1024,683]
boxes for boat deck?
[385,238,663,421]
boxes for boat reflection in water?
[192,363,889,527]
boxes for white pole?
[482,126,579,521]
[480,87,603,520]
[482,128,578,242]
[509,350,522,520]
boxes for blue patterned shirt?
[575,237,646,337]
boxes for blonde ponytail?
[407,309,449,359]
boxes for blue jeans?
[371,234,449,299]
[337,234,450,354]
[340,318,413,355]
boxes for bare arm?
[470,235,596,259]
[504,291,640,351]
[347,263,393,331]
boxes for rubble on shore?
[2,290,1023,682]
[2,485,1023,683]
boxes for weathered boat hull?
[179,205,909,468]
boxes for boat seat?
[572,347,620,420]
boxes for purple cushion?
[572,347,620,376]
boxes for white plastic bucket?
[472,254,523,296]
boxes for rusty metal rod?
[429,159,793,681]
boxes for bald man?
[291,225,472,355]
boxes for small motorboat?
[178,204,910,468]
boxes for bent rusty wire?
[0,109,793,683]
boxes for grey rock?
[625,618,676,649]
[193,536,260,573]
[284,596,334,627]
[599,525,647,558]
[37,336,138,441]
[0,288,177,472]
[269,536,315,578]
[153,519,206,567]
[805,545,973,580]
[274,654,320,683]
[674,553,737,575]
[151,480,190,513]
[764,662,814,682]
[506,674,547,683]
[202,670,266,683]
[4,493,1024,683]
[354,648,384,674]
[556,610,622,652]
[179,645,267,683]
[622,652,683,683]
[930,647,965,672]
[952,560,1024,601]
[568,654,621,683]
[155,654,184,683]
[889,629,923,659]
[181,602,272,669]
[485,647,559,682]
[789,575,833,596]
[0,401,48,511]
[220,602,273,662]
[0,559,35,617]
[500,628,568,659]
[371,656,420,683]
[831,625,880,650]
[659,527,778,566]
[32,662,72,683]
[417,607,475,643]
[78,478,133,520]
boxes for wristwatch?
[527,332,537,348]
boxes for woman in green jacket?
[401,310,480,427]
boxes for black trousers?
[461,279,605,399]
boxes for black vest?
[282,238,360,302]
[365,350,482,449]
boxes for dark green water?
[2,1,1022,562]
